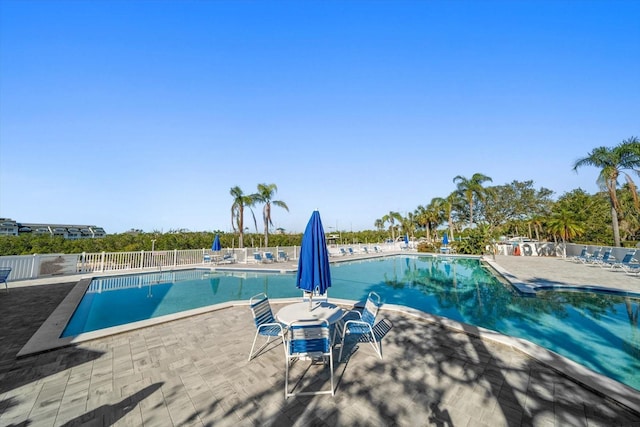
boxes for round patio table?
[276,301,344,326]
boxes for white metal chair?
[248,293,286,361]
[339,291,382,361]
[285,319,334,398]
[0,267,11,292]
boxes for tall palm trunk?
[611,204,621,247]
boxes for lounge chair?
[347,247,355,255]
[220,253,236,264]
[339,248,348,256]
[362,247,369,254]
[570,247,588,262]
[248,293,286,361]
[579,248,601,264]
[277,250,289,261]
[610,251,640,274]
[339,291,383,361]
[253,252,264,263]
[285,319,334,398]
[590,249,614,266]
[0,267,11,292]
[264,252,275,263]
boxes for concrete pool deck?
[1,253,639,426]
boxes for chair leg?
[338,333,346,362]
[285,356,290,398]
[248,331,261,361]
[248,332,274,361]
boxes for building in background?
[0,218,106,239]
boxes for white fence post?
[174,249,177,267]
[31,254,38,279]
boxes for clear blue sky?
[1,0,638,234]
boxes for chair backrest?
[265,252,274,261]
[620,252,635,264]
[0,267,11,282]
[361,291,381,326]
[249,293,275,327]
[348,248,354,255]
[288,320,331,356]
[578,248,587,257]
[600,250,612,261]
[589,249,601,259]
[254,253,262,261]
[278,250,288,260]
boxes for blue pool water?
[63,255,640,391]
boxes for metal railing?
[2,241,617,282]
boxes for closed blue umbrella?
[296,210,331,310]
[212,234,222,252]
[404,233,409,246]
[442,234,449,246]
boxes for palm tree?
[573,136,640,246]
[547,209,585,257]
[453,173,493,228]
[229,186,257,249]
[413,205,431,241]
[374,218,384,231]
[381,211,402,242]
[430,192,459,243]
[255,183,289,248]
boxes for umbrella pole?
[307,292,312,311]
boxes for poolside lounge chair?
[277,250,289,261]
[285,319,334,398]
[579,248,601,264]
[253,252,265,263]
[264,252,275,263]
[339,248,348,256]
[570,247,588,262]
[347,247,355,255]
[609,251,640,274]
[0,267,11,292]
[339,291,383,361]
[590,249,614,266]
[220,253,236,264]
[248,293,286,361]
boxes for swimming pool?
[62,255,640,392]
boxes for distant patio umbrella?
[212,234,222,252]
[404,233,409,246]
[442,234,449,246]
[296,210,331,310]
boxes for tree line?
[1,137,637,256]
[376,136,640,251]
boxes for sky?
[1,0,639,234]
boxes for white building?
[0,218,106,239]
